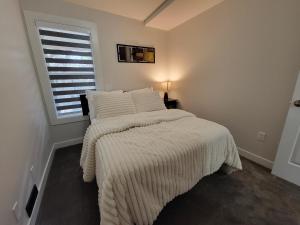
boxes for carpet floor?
[36,144,300,225]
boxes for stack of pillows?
[86,87,166,120]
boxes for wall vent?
[25,185,38,217]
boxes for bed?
[80,90,242,225]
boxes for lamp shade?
[161,81,171,92]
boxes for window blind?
[38,26,96,117]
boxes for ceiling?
[64,0,165,21]
[65,0,225,30]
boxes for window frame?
[24,10,104,125]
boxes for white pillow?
[128,87,153,94]
[94,92,136,119]
[131,91,166,112]
[86,90,122,119]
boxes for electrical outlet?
[12,201,20,221]
[257,131,267,142]
[29,165,35,182]
[30,165,34,175]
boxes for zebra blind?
[37,25,96,118]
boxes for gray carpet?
[36,144,300,225]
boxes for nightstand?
[164,98,178,109]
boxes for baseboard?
[26,137,83,225]
[52,137,84,150]
[238,147,274,169]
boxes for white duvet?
[80,109,242,225]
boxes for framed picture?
[117,44,155,63]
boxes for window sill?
[49,114,89,125]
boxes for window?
[37,22,96,118]
[24,11,102,125]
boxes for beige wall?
[0,0,51,224]
[21,0,169,143]
[168,0,300,161]
[1,1,300,224]
[19,0,300,160]
[3,1,300,224]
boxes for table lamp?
[161,81,171,102]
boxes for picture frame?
[117,44,155,63]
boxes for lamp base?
[164,92,168,102]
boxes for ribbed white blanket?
[80,109,242,225]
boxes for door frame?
[272,72,300,186]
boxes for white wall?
[21,0,169,143]
[168,0,300,162]
[0,0,51,225]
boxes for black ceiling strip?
[43,49,92,56]
[47,67,94,72]
[41,39,91,48]
[51,82,95,88]
[56,104,82,111]
[45,58,93,64]
[49,74,95,80]
[53,90,90,96]
[54,97,80,103]
[39,29,90,41]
